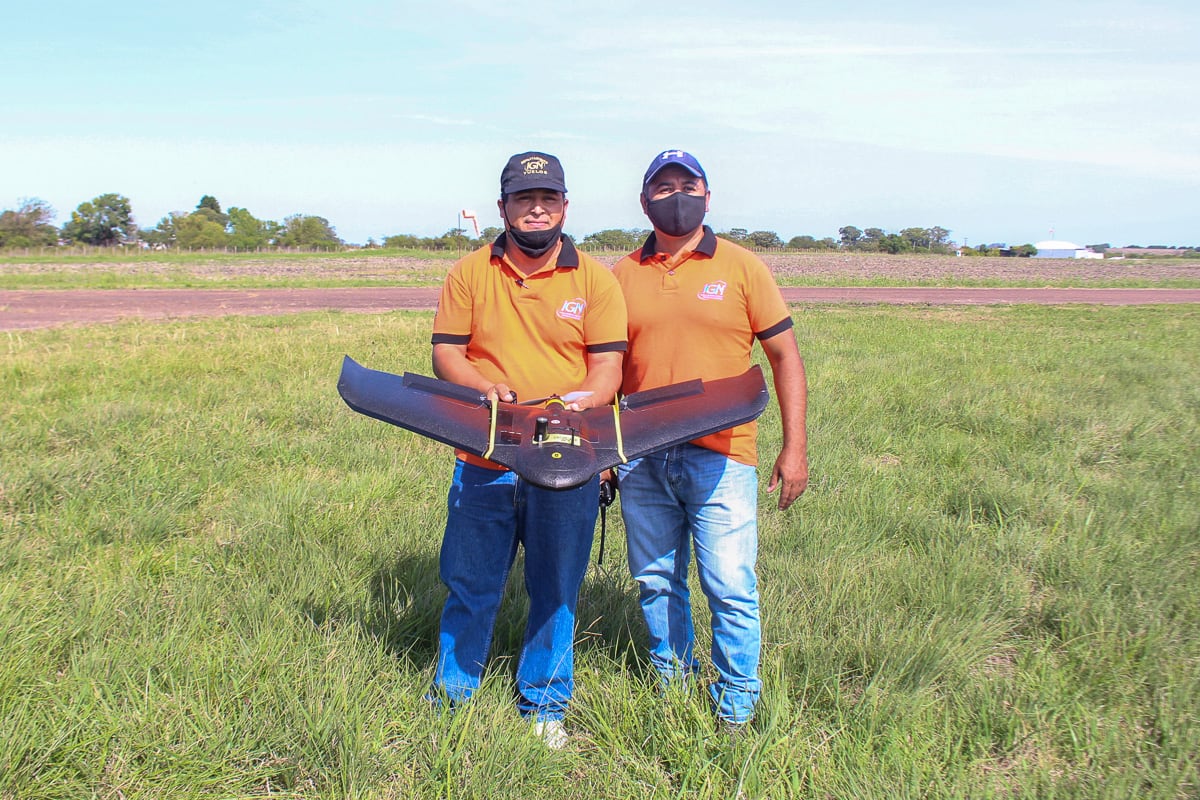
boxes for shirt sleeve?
[431,261,474,345]
[745,255,791,337]
[583,260,629,352]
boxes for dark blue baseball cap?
[501,151,567,195]
[643,149,707,187]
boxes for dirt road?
[2,286,1199,331]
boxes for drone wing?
[337,356,769,490]
[336,356,493,455]
[614,366,770,462]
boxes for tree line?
[383,226,966,254]
[0,195,342,250]
[0,192,1052,256]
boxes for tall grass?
[2,306,1197,798]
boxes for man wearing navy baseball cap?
[639,150,709,237]
[427,151,627,748]
[613,148,809,732]
[643,149,707,185]
[502,151,569,194]
[496,151,570,258]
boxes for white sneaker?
[534,720,569,750]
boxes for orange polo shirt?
[432,233,628,469]
[613,226,792,466]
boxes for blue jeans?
[617,444,761,723]
[432,459,598,722]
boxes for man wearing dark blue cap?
[612,149,809,729]
[429,151,627,748]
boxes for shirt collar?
[639,225,718,263]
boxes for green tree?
[192,206,229,229]
[432,228,471,251]
[0,198,58,247]
[277,215,341,248]
[61,193,135,246]
[900,227,931,250]
[718,228,749,243]
[859,227,885,252]
[878,233,911,254]
[928,226,951,247]
[788,235,838,251]
[227,207,278,249]
[139,212,183,247]
[198,195,223,214]
[838,225,862,249]
[477,226,504,243]
[383,233,424,249]
[175,213,230,249]
[746,230,783,249]
[579,228,647,252]
[786,235,826,251]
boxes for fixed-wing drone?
[337,355,769,490]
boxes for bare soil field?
[0,255,452,285]
[756,253,1200,284]
[2,253,1199,330]
[3,252,1200,285]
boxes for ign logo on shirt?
[698,280,727,301]
[557,297,586,320]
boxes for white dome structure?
[1033,240,1103,259]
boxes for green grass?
[2,306,1198,798]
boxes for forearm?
[578,357,623,403]
[773,352,808,462]
[569,351,624,409]
[761,328,809,508]
[761,329,807,454]
[433,344,504,395]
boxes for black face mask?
[505,223,562,258]
[645,192,707,237]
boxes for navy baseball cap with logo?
[501,152,567,196]
[643,149,707,187]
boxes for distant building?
[1032,240,1104,259]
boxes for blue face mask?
[646,192,706,237]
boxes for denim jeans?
[432,459,598,722]
[617,444,761,723]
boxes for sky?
[4,0,1198,247]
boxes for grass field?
[2,249,1200,290]
[2,303,1199,799]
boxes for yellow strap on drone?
[482,394,499,461]
[612,400,627,464]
